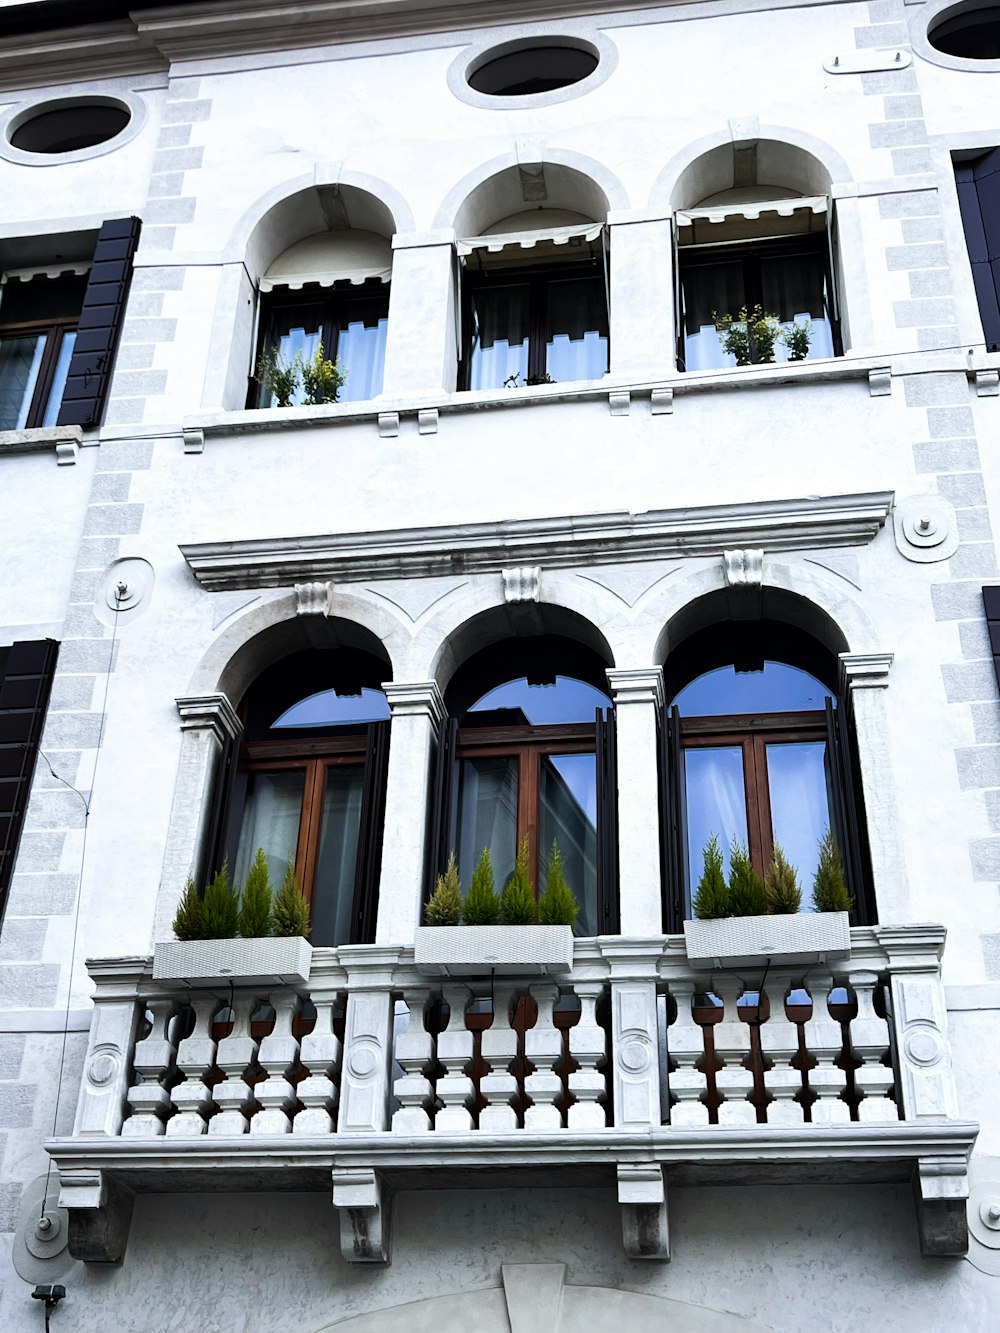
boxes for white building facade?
[1,1,999,1328]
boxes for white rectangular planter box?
[413,925,574,977]
[152,936,313,986]
[682,912,851,970]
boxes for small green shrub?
[238,847,273,938]
[254,346,301,407]
[200,861,239,939]
[463,847,500,925]
[764,842,802,914]
[780,318,811,361]
[812,828,853,913]
[500,837,537,925]
[272,862,311,937]
[172,874,205,941]
[538,840,580,927]
[692,834,730,920]
[425,851,462,926]
[728,840,767,916]
[301,342,346,405]
[714,305,780,365]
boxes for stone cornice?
[179,492,894,593]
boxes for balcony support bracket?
[617,1162,670,1261]
[913,1155,969,1257]
[58,1168,134,1265]
[332,1166,392,1265]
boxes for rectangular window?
[0,273,87,429]
[253,286,389,406]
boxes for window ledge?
[0,424,84,464]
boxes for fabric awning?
[457,221,605,262]
[260,229,392,292]
[675,196,829,246]
[1,262,91,283]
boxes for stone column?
[72,959,143,1137]
[375,681,446,945]
[607,667,665,936]
[607,212,676,377]
[381,231,457,395]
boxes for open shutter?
[956,150,1000,352]
[595,706,619,934]
[672,215,684,369]
[660,704,686,934]
[426,715,459,896]
[57,216,141,428]
[0,640,58,917]
[352,719,390,943]
[824,697,875,925]
[203,727,243,886]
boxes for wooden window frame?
[0,314,77,428]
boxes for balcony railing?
[47,926,978,1265]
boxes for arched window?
[208,649,390,947]
[661,620,874,929]
[429,635,618,935]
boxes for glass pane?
[765,741,833,905]
[673,661,833,716]
[683,747,748,904]
[469,283,530,389]
[544,274,608,382]
[681,260,745,371]
[273,686,390,729]
[337,316,387,401]
[456,756,518,892]
[469,675,611,724]
[760,253,834,361]
[0,333,45,428]
[539,753,598,935]
[234,770,305,894]
[259,303,324,406]
[41,329,76,426]
[312,767,365,946]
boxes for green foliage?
[714,304,780,365]
[728,840,767,916]
[812,828,853,913]
[425,851,463,926]
[272,862,311,938]
[764,842,802,915]
[500,836,537,925]
[172,874,205,941]
[238,847,273,938]
[254,345,301,407]
[779,318,812,361]
[462,847,500,925]
[692,834,730,920]
[301,342,346,405]
[538,840,580,927]
[200,861,239,939]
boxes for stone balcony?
[46,925,977,1266]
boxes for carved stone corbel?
[332,1167,391,1264]
[723,548,763,587]
[913,1156,970,1257]
[295,581,332,616]
[617,1162,670,1261]
[59,1168,134,1264]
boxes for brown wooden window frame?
[0,312,78,428]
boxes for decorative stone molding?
[182,427,204,454]
[606,666,664,710]
[502,565,540,604]
[617,1162,670,1261]
[181,491,893,591]
[868,367,892,396]
[417,408,438,434]
[975,369,1000,397]
[838,652,893,693]
[0,424,83,462]
[608,389,630,416]
[175,692,241,744]
[723,547,763,587]
[893,494,959,564]
[55,434,79,465]
[381,680,445,727]
[295,580,333,615]
[610,979,660,1130]
[332,1166,391,1264]
[58,1168,134,1264]
[650,386,673,415]
[377,411,399,438]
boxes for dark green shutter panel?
[660,704,686,934]
[352,719,391,944]
[426,715,458,900]
[0,640,58,919]
[595,705,620,934]
[57,216,141,428]
[824,697,876,927]
[956,150,1000,352]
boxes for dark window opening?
[468,45,598,96]
[0,273,87,429]
[955,149,1000,352]
[10,102,130,154]
[930,7,1000,59]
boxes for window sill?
[0,424,85,465]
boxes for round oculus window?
[9,100,131,154]
[468,44,599,97]
[929,4,1000,58]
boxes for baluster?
[295,990,342,1135]
[568,982,608,1129]
[665,980,711,1127]
[209,994,260,1135]
[524,983,563,1130]
[849,971,897,1123]
[251,989,301,1135]
[391,988,436,1134]
[123,1000,179,1137]
[480,984,519,1132]
[761,982,805,1125]
[805,972,850,1124]
[166,998,217,1137]
[713,975,755,1126]
[434,985,474,1131]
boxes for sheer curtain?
[469,284,530,389]
[457,757,518,890]
[765,742,832,900]
[337,317,387,401]
[683,747,748,901]
[233,771,305,893]
[545,275,608,381]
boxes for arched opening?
[210,633,392,948]
[659,594,874,930]
[454,164,610,391]
[671,137,841,372]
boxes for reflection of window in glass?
[0,273,85,429]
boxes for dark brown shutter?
[352,719,390,944]
[203,728,243,886]
[57,216,141,428]
[426,715,458,895]
[824,696,875,925]
[956,150,1000,352]
[984,586,1000,694]
[0,640,58,916]
[595,705,619,933]
[660,704,686,933]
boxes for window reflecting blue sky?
[273,686,391,729]
[672,661,833,716]
[470,675,611,723]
